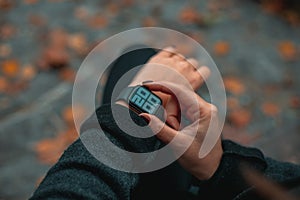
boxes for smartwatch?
[116,85,164,118]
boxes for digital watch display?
[116,85,163,116]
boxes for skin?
[116,47,223,180]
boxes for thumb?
[139,113,177,143]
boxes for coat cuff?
[196,140,267,199]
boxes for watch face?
[129,86,162,115]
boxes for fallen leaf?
[88,15,108,29]
[0,24,16,39]
[39,46,69,70]
[213,40,230,56]
[59,67,75,82]
[28,14,46,27]
[34,127,78,165]
[74,6,89,20]
[0,0,14,10]
[261,102,280,117]
[21,64,36,80]
[1,59,19,77]
[62,104,86,125]
[228,108,252,128]
[0,44,12,57]
[289,96,300,109]
[0,76,8,92]
[49,29,68,49]
[261,0,284,14]
[106,2,120,14]
[227,96,240,110]
[222,124,260,145]
[142,17,157,27]
[68,33,88,55]
[223,77,245,95]
[179,7,203,24]
[278,41,297,61]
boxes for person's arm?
[196,140,300,199]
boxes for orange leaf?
[88,15,108,29]
[228,108,252,128]
[214,41,230,56]
[0,76,8,92]
[227,96,240,110]
[0,44,11,57]
[278,41,297,61]
[62,104,86,125]
[142,17,157,27]
[289,96,300,109]
[21,64,36,80]
[179,7,202,24]
[1,59,19,77]
[68,33,88,55]
[0,24,16,39]
[261,102,280,117]
[59,67,75,82]
[223,77,245,95]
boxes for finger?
[139,113,177,143]
[192,66,211,90]
[186,58,199,70]
[166,115,180,130]
[172,53,185,61]
[157,46,176,57]
[196,66,211,82]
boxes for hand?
[140,81,223,180]
[128,46,210,129]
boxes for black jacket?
[30,104,300,200]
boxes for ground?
[0,0,300,199]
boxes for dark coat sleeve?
[196,140,300,200]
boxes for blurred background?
[0,0,300,199]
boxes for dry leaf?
[223,77,245,95]
[62,104,86,125]
[222,124,260,145]
[0,0,13,10]
[28,14,46,26]
[106,3,120,14]
[227,96,240,110]
[179,7,203,24]
[214,41,230,56]
[261,102,280,117]
[289,96,300,109]
[39,46,69,70]
[278,41,297,61]
[59,67,75,82]
[74,6,89,20]
[21,64,36,80]
[35,127,78,165]
[49,29,68,49]
[142,17,157,27]
[228,108,252,128]
[1,59,19,77]
[0,76,8,92]
[88,15,108,29]
[0,44,12,57]
[68,33,88,55]
[0,24,16,39]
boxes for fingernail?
[139,113,151,122]
[142,80,153,85]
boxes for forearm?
[30,104,161,200]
